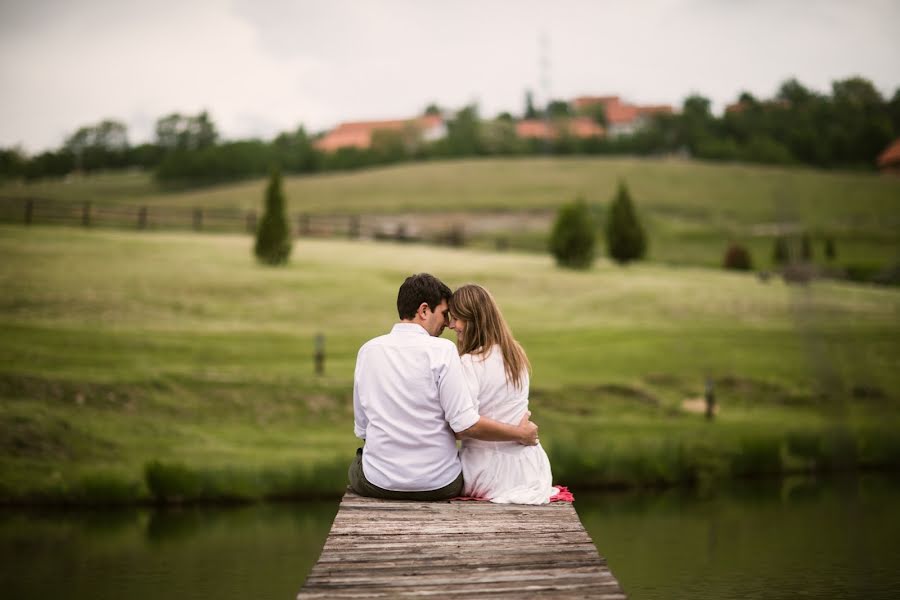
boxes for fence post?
[24,199,34,225]
[81,201,91,227]
[193,208,203,231]
[138,206,148,230]
[314,333,325,375]
[298,213,310,236]
[348,215,360,239]
[704,378,716,420]
[246,211,257,234]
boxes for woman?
[448,284,557,504]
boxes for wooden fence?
[0,196,447,243]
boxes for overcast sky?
[1,0,898,153]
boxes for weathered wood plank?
[297,491,626,599]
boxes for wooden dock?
[297,491,626,599]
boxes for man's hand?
[517,410,539,446]
[457,412,540,445]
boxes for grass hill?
[2,226,899,503]
[2,157,898,269]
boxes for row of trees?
[2,77,898,184]
[662,77,900,168]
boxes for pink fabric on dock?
[453,485,574,503]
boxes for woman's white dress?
[459,347,557,504]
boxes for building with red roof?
[571,96,673,136]
[515,117,604,140]
[877,138,900,174]
[315,114,445,152]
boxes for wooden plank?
[297,491,626,599]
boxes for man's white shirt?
[353,323,480,491]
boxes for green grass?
[2,157,898,270]
[1,225,899,503]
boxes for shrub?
[724,243,753,271]
[254,168,292,265]
[549,198,596,269]
[605,181,647,264]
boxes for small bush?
[723,243,753,271]
[549,198,595,269]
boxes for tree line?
[1,76,898,184]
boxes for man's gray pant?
[348,448,463,501]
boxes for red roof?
[515,117,604,140]
[572,96,620,111]
[315,115,443,152]
[605,101,639,124]
[568,117,605,137]
[516,120,557,139]
[877,138,900,169]
[571,95,672,125]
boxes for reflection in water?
[576,474,900,600]
[2,476,899,600]
[1,501,337,600]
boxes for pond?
[2,474,899,599]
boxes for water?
[2,475,898,599]
[0,501,337,600]
[578,474,900,599]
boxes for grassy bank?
[1,226,898,503]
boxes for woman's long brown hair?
[449,284,531,389]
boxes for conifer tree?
[605,181,647,264]
[254,168,292,265]
[549,198,595,269]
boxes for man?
[349,273,539,500]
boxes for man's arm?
[352,350,368,439]
[457,411,539,446]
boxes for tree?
[584,103,606,126]
[480,118,522,155]
[64,119,129,171]
[254,168,292,265]
[549,198,595,269]
[0,146,26,179]
[546,100,572,119]
[680,94,715,154]
[155,111,218,151]
[605,181,647,264]
[272,126,318,173]
[524,90,538,119]
[444,105,482,156]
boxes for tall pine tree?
[254,168,292,265]
[605,181,647,264]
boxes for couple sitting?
[348,273,557,504]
